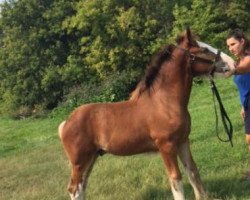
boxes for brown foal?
[59,28,229,200]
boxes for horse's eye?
[203,48,209,53]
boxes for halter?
[190,50,221,66]
[176,46,221,76]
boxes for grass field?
[0,77,250,200]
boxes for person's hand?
[224,65,236,78]
[241,107,245,120]
[220,52,235,78]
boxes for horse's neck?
[158,60,193,107]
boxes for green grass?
[0,77,250,200]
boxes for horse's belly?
[104,134,158,156]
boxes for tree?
[1,0,248,115]
[0,0,177,114]
[0,0,76,113]
[223,0,250,32]
[170,0,229,49]
[58,0,177,105]
[63,0,175,78]
[170,0,250,50]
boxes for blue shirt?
[234,73,250,109]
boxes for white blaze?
[197,41,235,70]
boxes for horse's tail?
[58,120,66,140]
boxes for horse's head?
[176,28,230,76]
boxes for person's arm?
[234,56,250,74]
[224,56,250,77]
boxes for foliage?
[63,0,175,77]
[170,0,250,51]
[53,69,141,117]
[0,0,77,113]
[171,0,227,49]
[224,0,250,32]
[0,0,249,115]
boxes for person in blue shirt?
[226,29,250,180]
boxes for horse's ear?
[186,27,192,43]
[184,27,195,48]
[176,27,195,47]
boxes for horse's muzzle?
[214,60,230,73]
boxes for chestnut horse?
[59,29,229,200]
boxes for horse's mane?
[130,44,176,100]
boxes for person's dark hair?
[227,29,250,53]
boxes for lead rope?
[208,76,233,147]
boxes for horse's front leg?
[157,140,185,200]
[178,139,208,200]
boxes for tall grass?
[0,77,249,200]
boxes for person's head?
[226,29,250,58]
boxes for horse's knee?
[168,170,182,182]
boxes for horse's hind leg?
[68,154,97,200]
[178,140,208,200]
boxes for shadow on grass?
[141,178,250,200]
[140,187,172,200]
[206,177,250,199]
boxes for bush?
[52,69,141,116]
